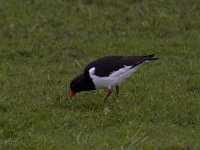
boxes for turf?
[0,0,200,149]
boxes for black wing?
[84,55,158,77]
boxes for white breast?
[89,64,142,89]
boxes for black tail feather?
[147,54,155,57]
[145,54,158,61]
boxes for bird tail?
[144,54,159,61]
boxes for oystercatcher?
[70,54,158,101]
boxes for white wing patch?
[109,65,132,78]
[89,64,143,89]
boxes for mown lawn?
[0,0,200,149]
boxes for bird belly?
[90,76,116,89]
[89,65,141,89]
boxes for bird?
[70,54,158,101]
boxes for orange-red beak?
[70,91,76,99]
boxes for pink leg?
[104,89,112,101]
[116,85,119,97]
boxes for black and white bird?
[70,54,158,101]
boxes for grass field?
[0,0,200,149]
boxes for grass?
[0,0,200,149]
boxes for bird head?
[70,74,95,99]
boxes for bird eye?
[70,83,74,88]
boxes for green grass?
[1,0,200,149]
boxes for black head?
[70,74,95,99]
